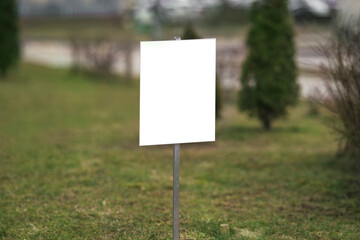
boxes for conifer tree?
[0,0,20,78]
[239,0,298,130]
[182,22,199,40]
[182,22,222,118]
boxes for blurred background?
[1,0,360,239]
[19,0,341,98]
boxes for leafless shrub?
[319,21,360,157]
[216,42,242,102]
[70,37,124,77]
[69,37,82,74]
[122,41,134,80]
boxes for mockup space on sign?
[139,38,216,146]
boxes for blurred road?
[23,37,328,98]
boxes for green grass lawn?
[20,17,330,41]
[21,17,146,41]
[0,64,359,239]
[20,17,248,41]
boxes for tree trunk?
[262,117,272,131]
[0,69,7,80]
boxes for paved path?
[23,39,328,98]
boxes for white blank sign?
[139,38,216,146]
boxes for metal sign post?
[172,36,181,240]
[173,144,180,240]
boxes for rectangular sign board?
[140,39,216,146]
